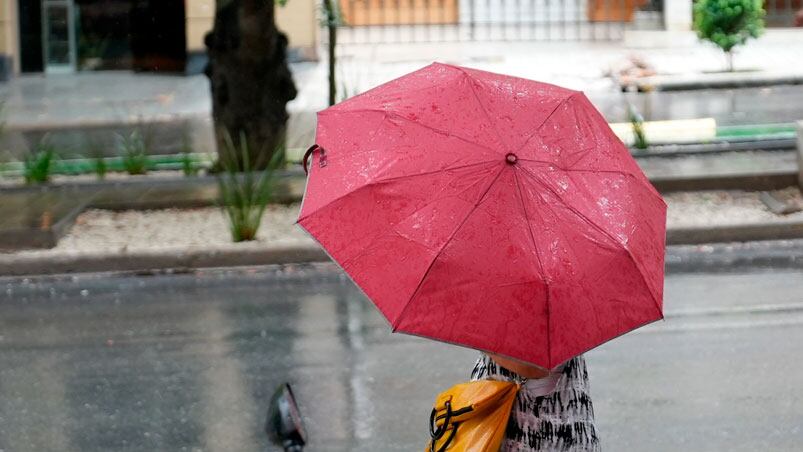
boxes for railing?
[334,0,665,43]
[764,0,802,27]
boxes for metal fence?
[764,0,802,27]
[334,0,665,43]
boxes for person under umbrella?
[299,63,666,451]
[471,352,599,450]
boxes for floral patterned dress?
[470,354,601,451]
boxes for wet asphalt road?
[1,264,802,452]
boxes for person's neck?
[487,353,551,379]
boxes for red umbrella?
[297,63,666,369]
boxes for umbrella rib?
[327,108,501,158]
[558,168,666,205]
[391,163,507,331]
[518,166,663,318]
[367,159,498,186]
[518,171,609,360]
[517,172,635,351]
[519,158,666,214]
[512,169,552,367]
[513,91,580,156]
[511,170,549,284]
[453,67,512,153]
[297,160,497,224]
[517,162,665,205]
[320,70,459,111]
[335,162,501,269]
[518,159,634,176]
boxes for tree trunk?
[323,0,337,106]
[205,0,297,170]
[726,50,734,72]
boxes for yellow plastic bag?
[427,380,519,452]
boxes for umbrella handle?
[302,144,327,175]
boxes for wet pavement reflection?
[1,264,802,451]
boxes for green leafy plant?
[628,105,648,150]
[693,0,765,71]
[180,127,199,177]
[24,139,57,184]
[86,141,107,180]
[118,129,150,175]
[181,152,198,177]
[217,131,282,242]
[94,155,108,180]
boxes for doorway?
[18,0,187,74]
[41,0,78,73]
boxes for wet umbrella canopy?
[297,63,666,370]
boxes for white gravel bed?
[664,188,803,228]
[10,203,313,258]
[4,189,803,258]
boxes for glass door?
[42,0,77,73]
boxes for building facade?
[0,0,799,80]
[0,0,318,80]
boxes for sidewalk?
[0,73,216,159]
[308,29,803,96]
[2,31,802,159]
[289,32,803,152]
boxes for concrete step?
[640,150,798,192]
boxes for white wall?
[663,0,692,31]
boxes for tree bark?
[205,0,297,170]
[323,0,337,106]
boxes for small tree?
[322,0,338,106]
[693,0,765,72]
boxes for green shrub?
[118,130,150,175]
[94,156,108,180]
[180,128,199,177]
[628,105,648,150]
[87,141,107,180]
[181,152,198,177]
[693,0,765,71]
[217,131,282,242]
[24,139,57,184]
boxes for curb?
[0,199,89,251]
[649,169,798,192]
[665,239,803,273]
[630,137,796,157]
[3,221,803,277]
[666,219,803,245]
[0,246,329,277]
[623,72,803,92]
[3,114,215,158]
